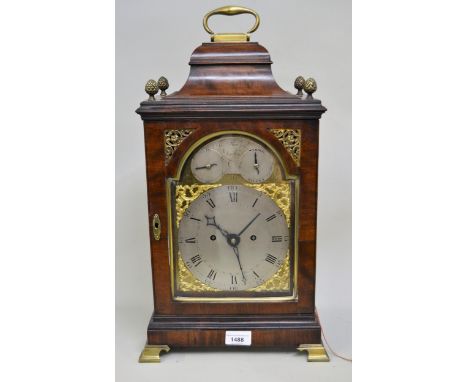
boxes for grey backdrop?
[116,0,351,380]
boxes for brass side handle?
[203,5,260,42]
[152,214,161,241]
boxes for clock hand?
[206,216,246,282]
[206,215,246,282]
[195,163,218,170]
[205,215,229,238]
[237,213,261,236]
[253,152,260,174]
[232,246,246,284]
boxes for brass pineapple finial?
[294,76,305,96]
[304,78,317,99]
[145,79,159,101]
[158,76,169,96]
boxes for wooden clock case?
[136,41,327,361]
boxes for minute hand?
[232,246,246,283]
[237,213,261,236]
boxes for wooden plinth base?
[140,313,328,362]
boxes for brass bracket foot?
[297,344,330,362]
[139,344,170,363]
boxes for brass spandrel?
[177,255,218,292]
[244,182,291,227]
[164,129,194,165]
[248,252,290,292]
[269,129,302,166]
[175,184,221,227]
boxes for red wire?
[315,307,352,362]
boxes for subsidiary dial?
[239,148,274,183]
[190,148,224,183]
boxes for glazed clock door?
[167,131,299,301]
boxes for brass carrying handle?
[203,6,260,41]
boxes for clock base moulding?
[137,313,329,362]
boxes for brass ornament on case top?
[294,76,305,96]
[304,77,317,98]
[158,76,169,96]
[144,79,159,101]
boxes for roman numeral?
[231,275,238,284]
[266,214,276,222]
[185,237,196,243]
[206,198,216,208]
[252,271,261,279]
[190,255,202,266]
[265,254,277,264]
[272,235,283,242]
[229,192,238,202]
[190,217,201,222]
[252,198,258,207]
[207,269,217,280]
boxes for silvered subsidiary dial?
[189,136,274,183]
[239,147,274,183]
[190,147,223,183]
[178,185,289,290]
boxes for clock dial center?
[227,234,240,247]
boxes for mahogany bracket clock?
[135,6,328,363]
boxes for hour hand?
[253,152,260,174]
[205,215,229,238]
[195,163,218,170]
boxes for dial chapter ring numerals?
[177,185,289,291]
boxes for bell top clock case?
[168,132,299,301]
[136,5,327,353]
